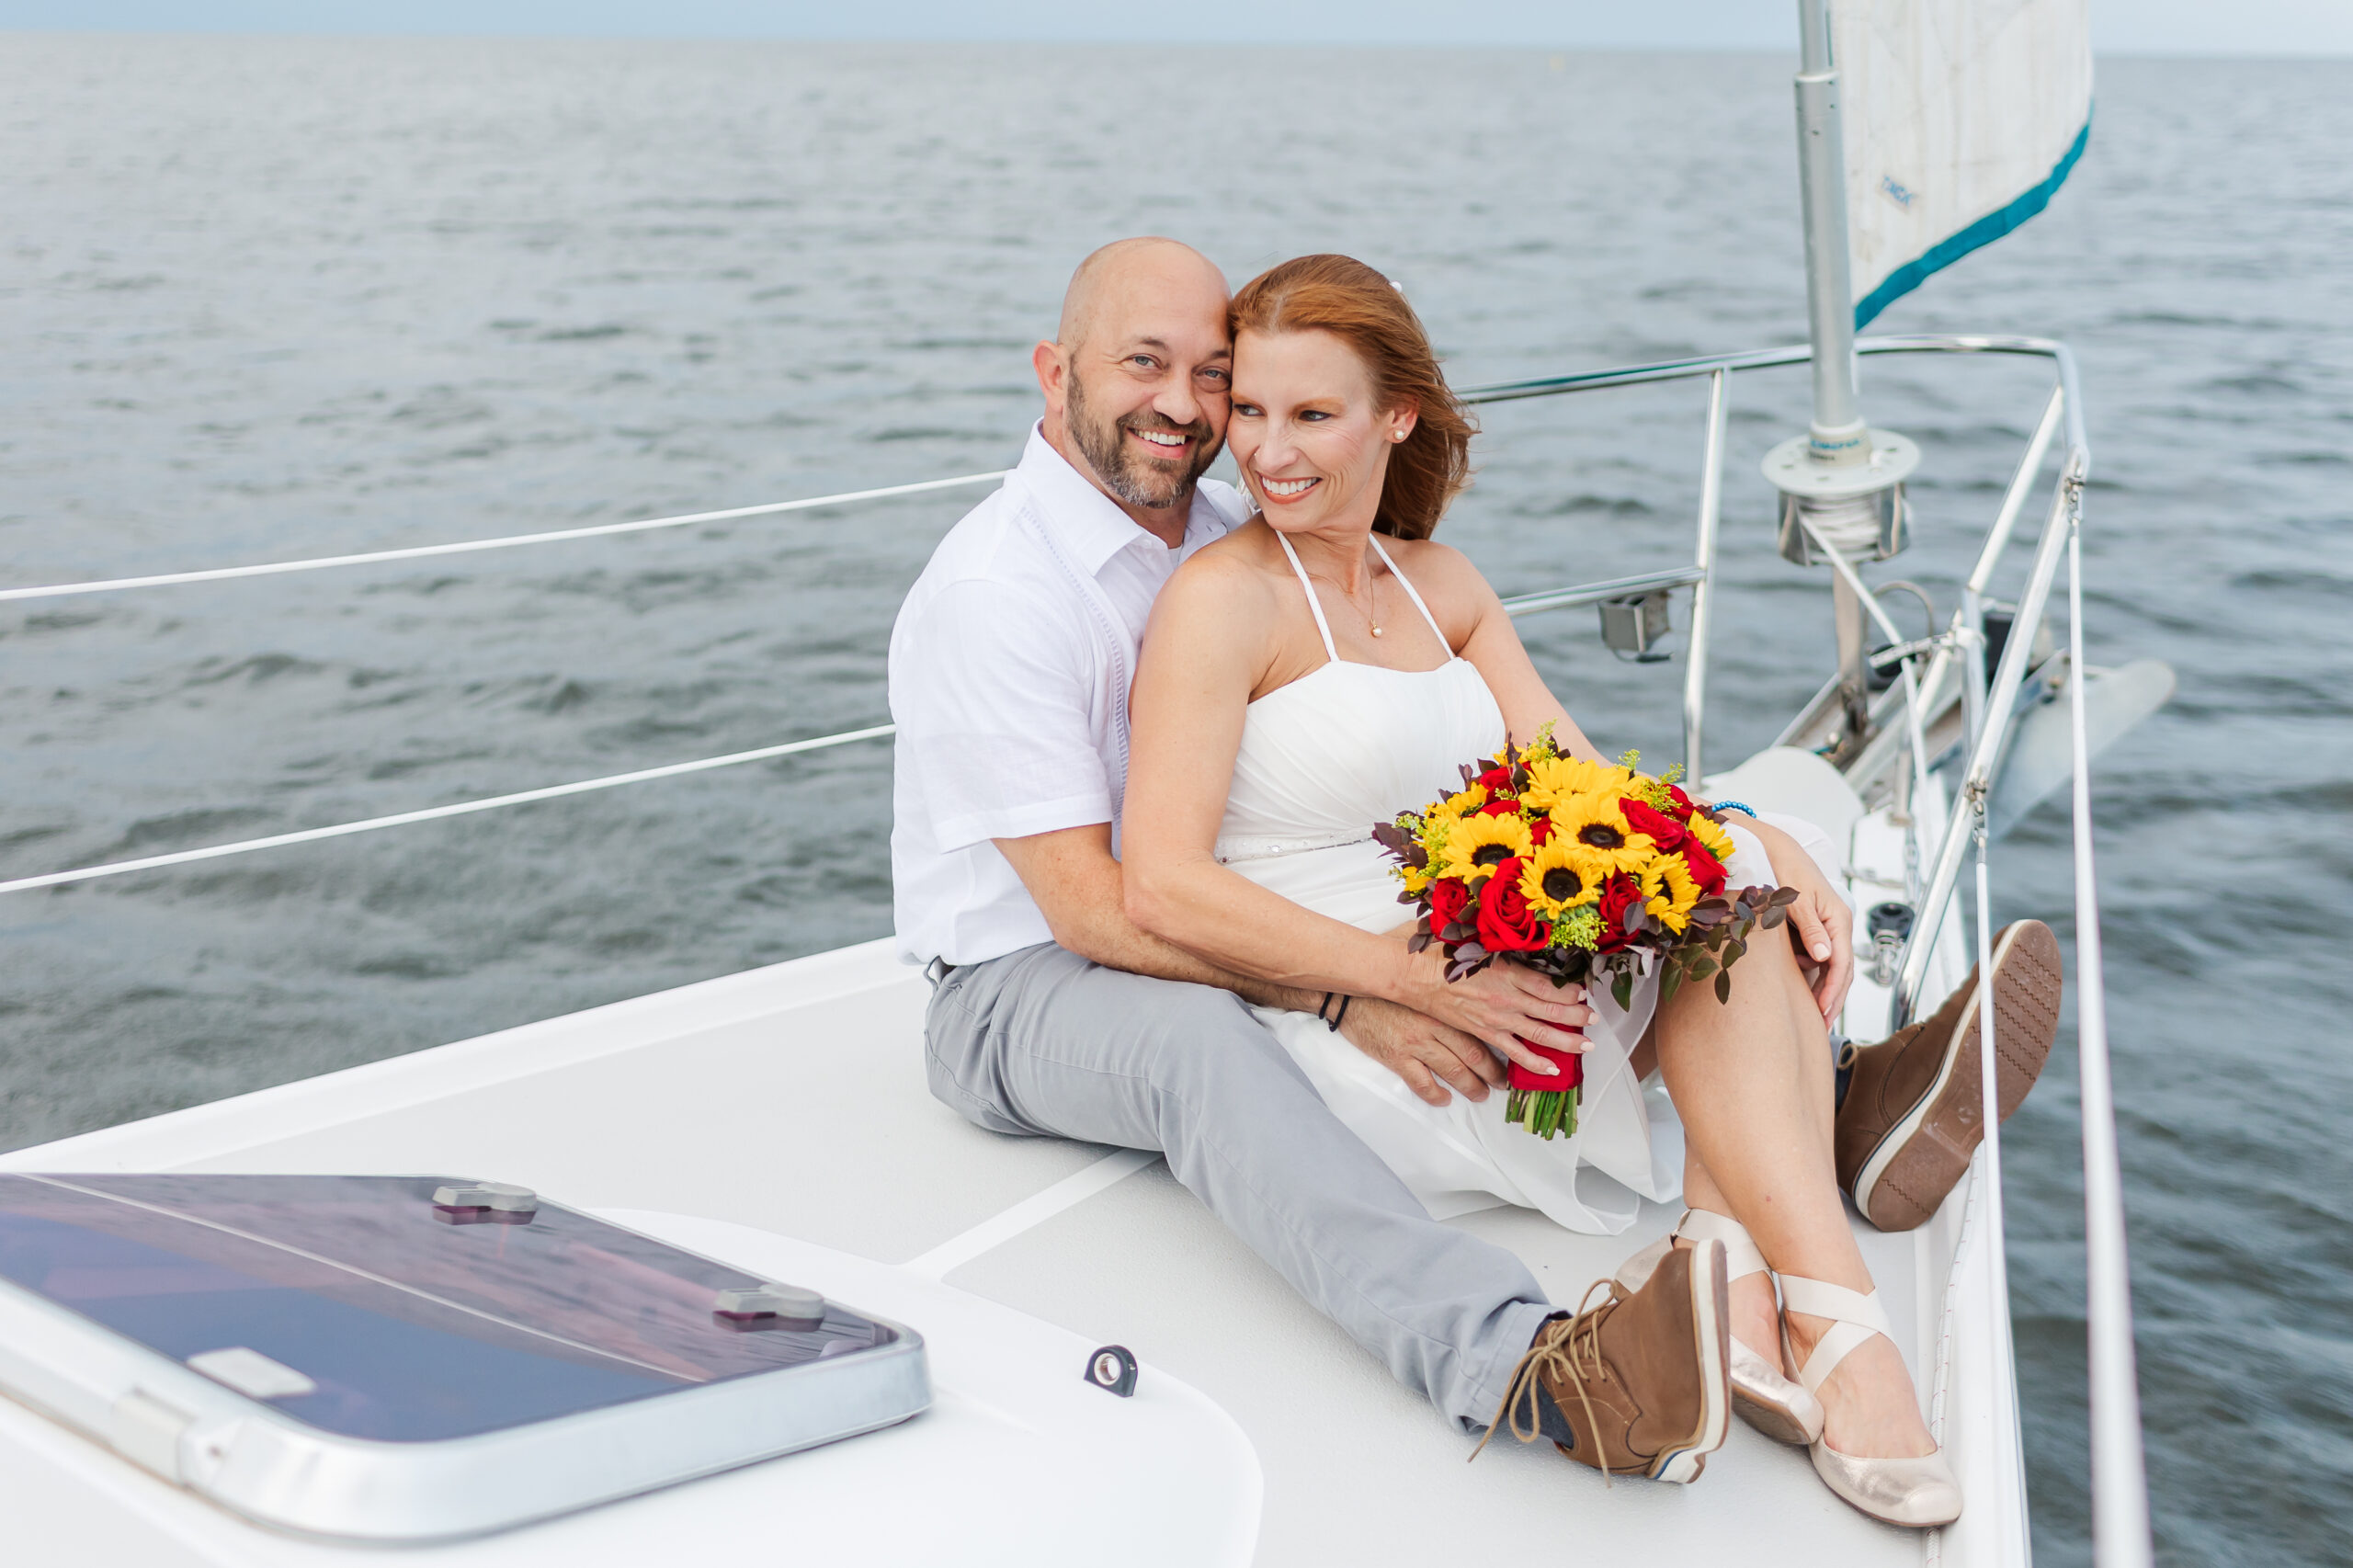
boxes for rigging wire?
[0,725,896,896]
[0,473,1009,604]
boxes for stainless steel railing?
[1465,334,2146,1568]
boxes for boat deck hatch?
[0,1173,929,1540]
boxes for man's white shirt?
[889,425,1249,966]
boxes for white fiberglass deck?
[0,791,2019,1567]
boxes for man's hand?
[1336,996,1504,1108]
[1753,823,1855,1025]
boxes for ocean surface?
[1,34,2346,1565]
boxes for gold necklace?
[1314,559,1384,639]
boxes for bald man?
[886,240,1718,1471]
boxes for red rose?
[1477,766,1514,791]
[1427,877,1472,934]
[1595,873,1644,951]
[1529,814,1554,846]
[1619,796,1688,852]
[1476,798,1519,817]
[1665,784,1699,815]
[1682,839,1728,896]
[1475,857,1549,952]
[1507,1040,1586,1093]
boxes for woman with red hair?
[1121,253,1960,1526]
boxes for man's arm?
[995,824,1309,1004]
[995,824,1506,1107]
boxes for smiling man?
[885,239,1724,1465]
[1045,239,1227,521]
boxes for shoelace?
[1468,1278,1620,1483]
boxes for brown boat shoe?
[1471,1237,1731,1483]
[1836,919,2063,1232]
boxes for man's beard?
[1066,369,1221,512]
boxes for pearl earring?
[1392,430,1406,442]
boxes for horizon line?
[2,26,2347,61]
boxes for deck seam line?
[903,1148,1159,1280]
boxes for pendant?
[1371,626,1384,637]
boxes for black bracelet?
[1316,992,1336,1024]
[1326,994,1351,1032]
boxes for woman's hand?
[1336,996,1504,1107]
[1748,819,1855,1025]
[1401,949,1590,1077]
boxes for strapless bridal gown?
[1219,533,1779,1235]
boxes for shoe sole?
[1734,1387,1818,1447]
[1853,922,2063,1233]
[1649,1239,1731,1483]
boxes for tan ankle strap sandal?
[1777,1274,1963,1528]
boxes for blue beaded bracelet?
[1713,800,1758,818]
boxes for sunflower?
[1641,855,1701,932]
[1520,755,1637,812]
[1434,782,1488,821]
[1544,790,1657,878]
[1688,810,1737,865]
[1437,810,1533,882]
[1519,835,1603,915]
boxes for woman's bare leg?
[1657,932,1936,1459]
[1678,1151,1788,1372]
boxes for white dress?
[1220,533,1778,1236]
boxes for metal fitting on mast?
[1766,0,1919,760]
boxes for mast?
[1766,0,1919,764]
[1795,0,1864,465]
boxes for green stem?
[1510,1086,1584,1140]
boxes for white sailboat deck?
[0,757,2021,1566]
[0,317,2142,1568]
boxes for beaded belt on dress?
[1214,830,1374,865]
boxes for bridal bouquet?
[1372,730,1797,1140]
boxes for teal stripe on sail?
[1854,111,2092,329]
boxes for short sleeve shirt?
[888,426,1247,966]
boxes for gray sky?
[3,1,2348,55]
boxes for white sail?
[1834,0,2092,326]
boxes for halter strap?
[1368,536,1453,658]
[1272,532,1338,662]
[1778,1276,1897,1395]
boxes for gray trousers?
[924,941,1556,1432]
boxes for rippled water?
[2,34,2346,1565]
